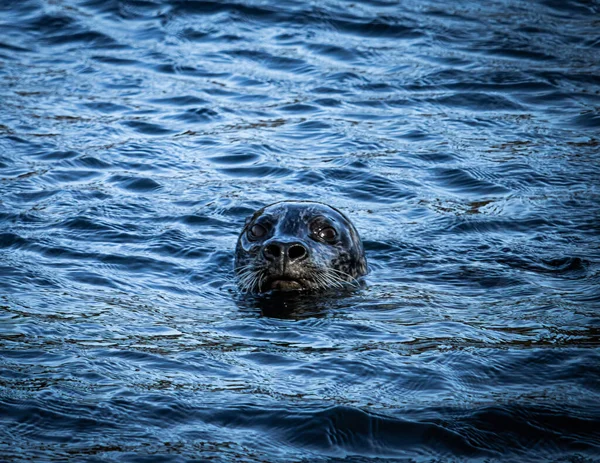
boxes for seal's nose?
[263,241,308,263]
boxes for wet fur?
[235,201,367,293]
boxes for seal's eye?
[248,223,267,240]
[318,227,337,242]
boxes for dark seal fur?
[235,201,367,293]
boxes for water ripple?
[1,0,599,461]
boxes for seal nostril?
[288,243,307,261]
[263,243,282,260]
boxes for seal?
[235,201,367,293]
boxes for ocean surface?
[1,0,599,461]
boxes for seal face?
[235,201,367,293]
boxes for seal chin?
[268,278,305,292]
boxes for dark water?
[1,0,600,461]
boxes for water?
[1,0,599,461]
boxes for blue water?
[1,0,599,461]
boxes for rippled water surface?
[1,0,600,461]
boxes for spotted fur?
[235,201,367,293]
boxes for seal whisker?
[255,269,264,292]
[328,272,348,289]
[312,270,328,291]
[235,264,257,275]
[236,267,263,293]
[327,267,361,287]
[314,268,344,290]
[324,269,357,289]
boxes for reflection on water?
[1,0,599,461]
[235,288,366,320]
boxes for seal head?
[235,201,367,293]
